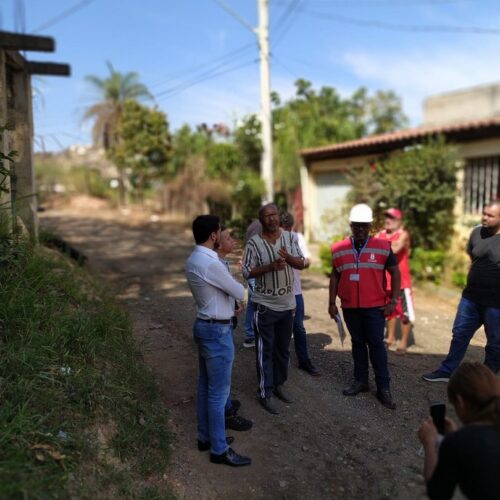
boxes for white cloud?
[342,42,500,124]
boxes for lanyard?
[351,237,370,267]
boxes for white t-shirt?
[292,232,310,296]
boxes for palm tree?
[83,62,153,204]
[83,61,153,150]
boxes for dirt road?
[41,205,486,499]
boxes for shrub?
[451,271,468,289]
[319,242,333,276]
[410,248,446,284]
[348,137,459,251]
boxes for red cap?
[385,208,403,219]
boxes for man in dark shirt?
[423,201,500,382]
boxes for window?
[463,156,500,215]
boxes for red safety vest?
[331,237,391,308]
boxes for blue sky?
[3,0,500,151]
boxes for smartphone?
[430,401,446,435]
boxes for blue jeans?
[293,294,310,364]
[439,297,500,375]
[244,279,256,341]
[193,319,234,455]
[342,307,390,389]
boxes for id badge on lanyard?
[350,237,369,283]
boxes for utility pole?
[257,0,273,203]
[214,0,274,203]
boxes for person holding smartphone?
[417,362,500,499]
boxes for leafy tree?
[348,137,459,250]
[206,143,241,179]
[83,62,153,149]
[83,62,153,205]
[171,124,212,175]
[109,100,171,202]
[365,90,409,135]
[234,114,262,172]
[272,80,408,194]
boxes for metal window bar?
[494,157,500,200]
[478,159,485,213]
[464,157,500,215]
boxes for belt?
[198,318,232,324]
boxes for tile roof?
[300,117,500,159]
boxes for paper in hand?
[335,313,346,347]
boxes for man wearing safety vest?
[328,204,401,409]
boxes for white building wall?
[424,82,500,126]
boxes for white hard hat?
[349,203,373,223]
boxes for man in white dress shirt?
[186,215,251,467]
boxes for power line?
[301,8,500,34]
[272,0,304,48]
[271,54,300,80]
[212,0,255,33]
[155,54,256,98]
[148,42,255,91]
[273,0,300,32]
[31,0,96,34]
[155,59,257,101]
[271,0,471,6]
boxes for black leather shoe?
[210,447,252,467]
[298,360,321,377]
[342,381,370,396]
[258,396,280,415]
[376,388,396,410]
[225,414,253,431]
[197,436,234,452]
[273,385,293,404]
[225,399,241,417]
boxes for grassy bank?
[0,233,173,498]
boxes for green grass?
[0,235,173,498]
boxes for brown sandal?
[394,348,407,356]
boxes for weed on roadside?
[0,237,173,498]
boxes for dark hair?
[280,211,294,229]
[448,362,500,426]
[192,215,220,245]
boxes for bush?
[318,235,346,276]
[319,242,333,276]
[410,248,446,284]
[348,137,459,251]
[451,271,468,289]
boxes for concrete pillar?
[0,50,10,210]
[10,63,38,238]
